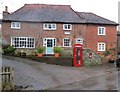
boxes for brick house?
[0,19,2,45]
[117,31,120,52]
[2,4,118,55]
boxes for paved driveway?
[2,56,119,90]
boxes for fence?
[0,67,14,90]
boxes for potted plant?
[104,48,116,63]
[36,46,45,58]
[53,46,63,57]
[109,54,116,63]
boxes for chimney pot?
[5,6,8,12]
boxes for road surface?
[2,56,119,90]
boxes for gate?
[0,67,14,90]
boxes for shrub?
[103,50,110,57]
[30,51,37,56]
[36,46,45,53]
[2,45,16,55]
[53,47,63,54]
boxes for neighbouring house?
[2,4,118,56]
[0,19,2,45]
[117,31,120,52]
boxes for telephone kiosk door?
[73,44,83,67]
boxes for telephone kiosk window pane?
[76,48,81,64]
[76,48,80,57]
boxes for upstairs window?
[98,27,106,35]
[11,22,21,29]
[63,24,72,30]
[43,23,56,30]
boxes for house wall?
[117,34,120,52]
[85,24,117,54]
[2,22,41,45]
[2,22,11,44]
[2,21,86,47]
[2,21,117,55]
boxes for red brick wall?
[2,22,43,45]
[2,22,11,44]
[2,22,86,47]
[117,34,120,52]
[85,24,117,54]
[2,21,117,54]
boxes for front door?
[46,38,55,54]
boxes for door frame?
[45,38,56,54]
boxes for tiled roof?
[76,12,118,25]
[3,4,85,23]
[3,4,118,25]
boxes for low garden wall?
[27,56,73,66]
[2,45,102,67]
[83,48,102,66]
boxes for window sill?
[98,50,106,52]
[14,47,35,49]
[11,28,20,29]
[63,29,72,31]
[43,29,56,30]
[98,34,106,36]
[63,46,72,47]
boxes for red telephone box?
[73,44,83,67]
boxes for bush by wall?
[2,45,16,55]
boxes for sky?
[0,0,119,23]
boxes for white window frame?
[43,23,56,30]
[98,27,106,35]
[43,38,56,47]
[76,38,83,45]
[43,38,47,46]
[63,24,72,30]
[63,38,71,47]
[11,37,35,48]
[98,42,106,51]
[11,22,21,29]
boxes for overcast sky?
[0,0,119,22]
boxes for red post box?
[73,44,83,67]
[89,53,92,58]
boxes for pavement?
[2,55,119,90]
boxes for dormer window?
[63,24,72,30]
[43,23,56,30]
[11,22,21,29]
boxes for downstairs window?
[11,37,35,48]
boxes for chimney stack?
[3,6,10,18]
